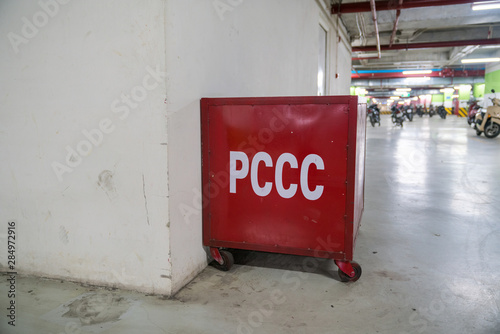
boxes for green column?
[485,69,500,93]
[473,83,485,98]
[458,85,471,101]
[432,94,444,103]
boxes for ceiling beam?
[332,0,486,14]
[352,38,500,52]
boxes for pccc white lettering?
[229,151,324,200]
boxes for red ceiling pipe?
[369,0,382,59]
[389,0,404,47]
[332,0,485,14]
[352,67,361,78]
[389,9,401,47]
[352,38,500,52]
[351,69,485,79]
[351,72,443,79]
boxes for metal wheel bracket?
[210,247,224,265]
[335,260,355,278]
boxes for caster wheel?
[338,262,362,283]
[211,250,234,272]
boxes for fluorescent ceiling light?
[454,85,472,90]
[461,57,500,63]
[404,77,431,82]
[390,96,400,100]
[402,70,432,75]
[354,87,367,95]
[472,2,500,10]
[396,88,412,92]
[440,88,455,93]
[452,95,459,98]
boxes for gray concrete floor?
[2,115,499,334]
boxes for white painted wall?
[317,0,352,95]
[0,0,352,296]
[165,0,352,293]
[0,1,171,294]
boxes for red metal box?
[201,96,366,281]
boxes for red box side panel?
[353,103,367,250]
[201,96,362,260]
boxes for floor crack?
[142,173,150,225]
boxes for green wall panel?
[458,86,471,100]
[485,69,500,94]
[474,83,485,98]
[432,94,444,103]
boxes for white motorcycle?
[475,89,500,138]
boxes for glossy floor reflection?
[1,115,499,334]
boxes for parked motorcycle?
[467,99,481,126]
[428,105,436,117]
[416,105,424,117]
[391,105,405,127]
[437,105,447,119]
[368,104,381,127]
[475,89,500,138]
[403,105,414,122]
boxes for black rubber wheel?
[371,119,376,127]
[338,262,362,283]
[484,122,500,138]
[476,129,482,136]
[211,250,234,272]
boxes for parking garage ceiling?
[332,0,500,92]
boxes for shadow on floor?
[210,249,344,282]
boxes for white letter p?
[229,151,249,193]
